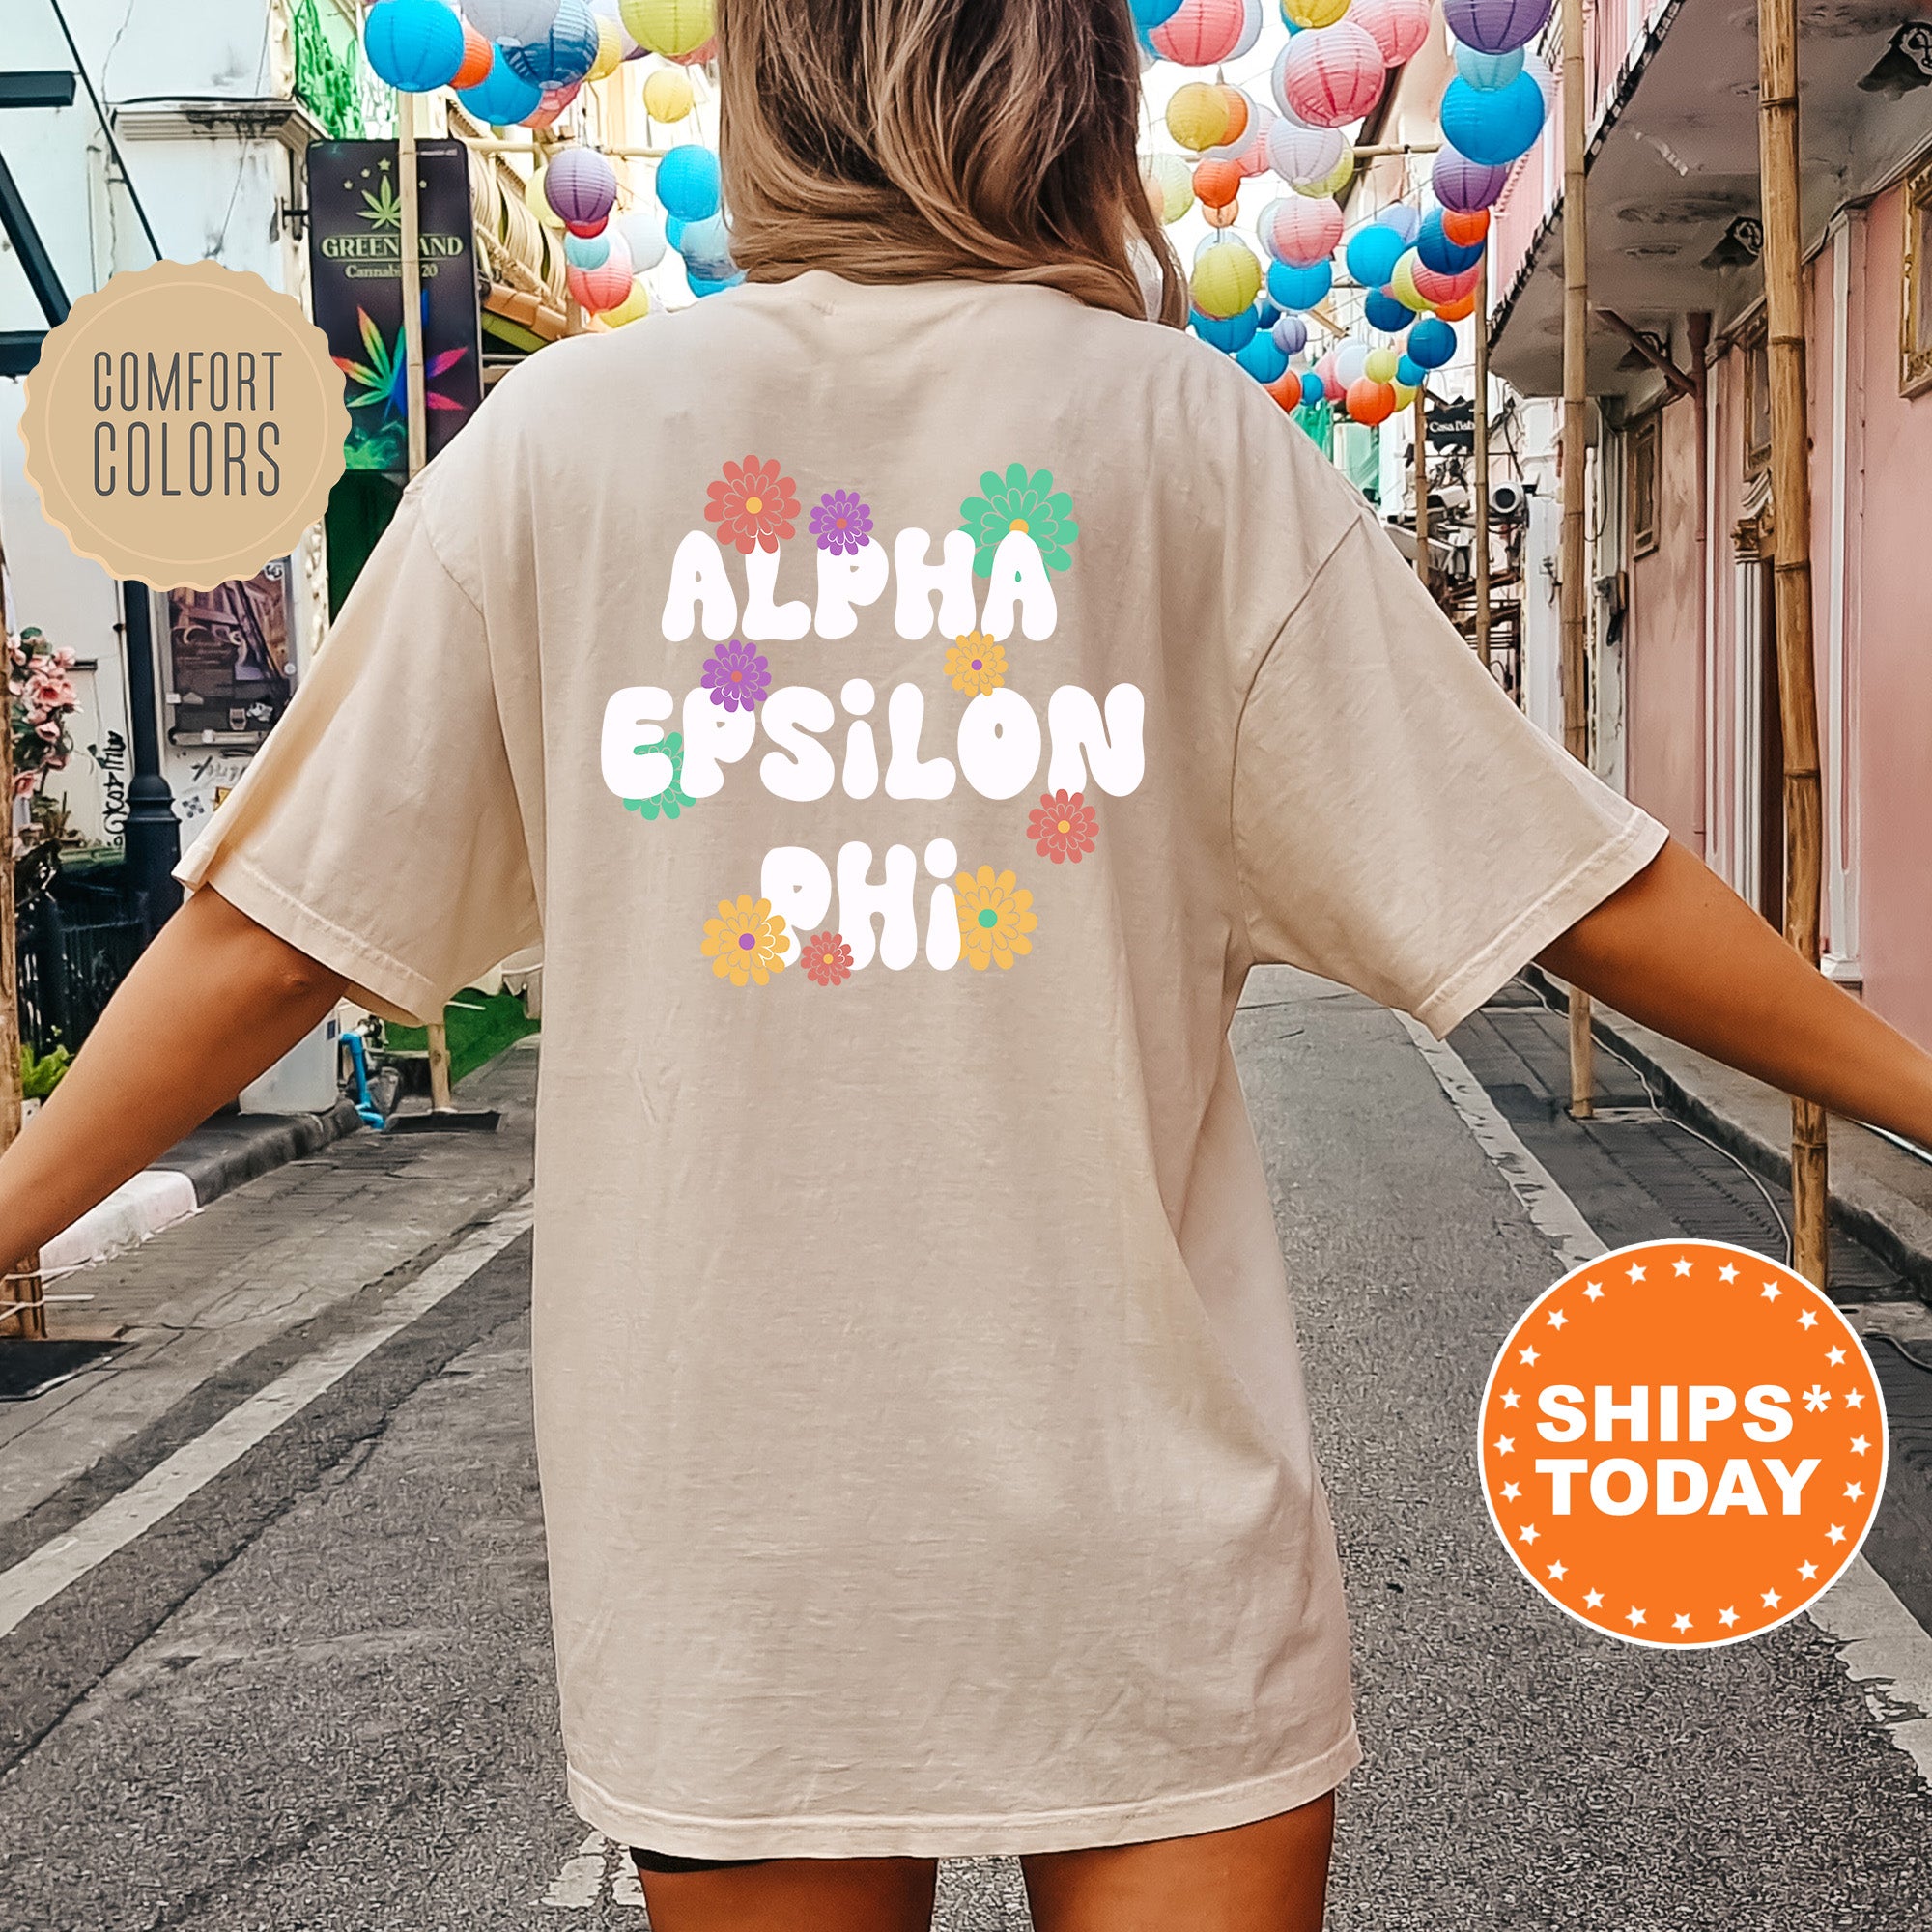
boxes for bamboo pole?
[1756,0,1830,1287]
[1473,250,1492,671]
[1412,385,1429,585]
[1559,0,1594,1119]
[0,564,42,1341]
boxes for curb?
[1521,965,1932,1299]
[41,1098,364,1278]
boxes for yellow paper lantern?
[1140,153,1195,225]
[604,276,654,326]
[642,64,696,123]
[1293,152,1356,200]
[1190,240,1263,320]
[620,0,714,60]
[586,16,626,81]
[526,163,565,231]
[1364,346,1400,384]
[1166,81,1231,154]
[1283,0,1351,26]
[1390,250,1433,312]
[1392,381,1418,409]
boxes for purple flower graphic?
[701,639,771,711]
[810,489,873,556]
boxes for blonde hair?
[714,0,1185,327]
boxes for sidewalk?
[1525,965,1932,1301]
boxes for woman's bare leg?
[1020,1795,1336,1932]
[635,1856,938,1932]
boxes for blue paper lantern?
[1267,257,1332,311]
[656,144,723,223]
[664,214,688,251]
[1131,0,1185,21]
[363,0,466,93]
[689,270,747,298]
[1236,332,1292,384]
[457,47,543,124]
[679,213,736,279]
[1345,224,1406,291]
[564,229,611,269]
[1364,287,1413,333]
[502,0,600,85]
[1438,72,1547,168]
[1416,209,1487,276]
[1256,298,1281,329]
[1454,40,1525,89]
[1396,353,1425,386]
[1299,370,1325,406]
[1191,307,1260,352]
[1407,316,1458,369]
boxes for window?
[1742,321,1772,478]
[1902,156,1932,397]
[1629,414,1661,556]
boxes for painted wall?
[1623,394,1705,850]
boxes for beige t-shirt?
[178,272,1665,1859]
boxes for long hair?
[714,0,1186,326]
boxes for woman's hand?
[1537,838,1932,1148]
[0,886,346,1274]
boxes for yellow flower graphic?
[954,865,1037,971]
[943,632,1008,696]
[701,894,789,986]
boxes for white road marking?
[543,1833,646,1910]
[0,1198,532,1641]
[1400,1013,1932,1786]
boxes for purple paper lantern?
[543,146,618,227]
[1433,145,1514,212]
[1442,0,1555,55]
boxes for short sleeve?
[1232,510,1667,1037]
[174,476,541,1026]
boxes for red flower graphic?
[1027,789,1097,864]
[704,455,799,554]
[801,930,854,986]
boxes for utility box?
[239,1013,341,1116]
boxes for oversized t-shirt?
[177,271,1666,1860]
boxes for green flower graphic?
[625,730,696,822]
[959,464,1078,577]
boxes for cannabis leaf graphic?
[331,294,469,422]
[359,176,403,231]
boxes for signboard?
[306,138,482,476]
[164,562,296,746]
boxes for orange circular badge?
[1479,1239,1887,1649]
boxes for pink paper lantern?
[1208,99,1278,178]
[1149,0,1248,66]
[1279,22,1387,129]
[568,236,635,312]
[1411,258,1484,304]
[1261,195,1344,270]
[1350,0,1435,67]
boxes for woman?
[4,3,1924,1927]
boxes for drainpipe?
[1689,310,1712,857]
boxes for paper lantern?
[1390,250,1431,310]
[1396,354,1424,386]
[1351,0,1434,65]
[525,164,566,231]
[1281,0,1350,26]
[1192,306,1259,351]
[1439,72,1547,167]
[1433,146,1514,211]
[1193,157,1244,209]
[687,269,743,298]
[603,277,653,326]
[591,0,641,54]
[545,147,618,226]
[1279,23,1386,129]
[570,260,635,314]
[1413,258,1481,304]
[1345,222,1406,289]
[1267,117,1347,187]
[1233,0,1267,58]
[452,23,496,87]
[678,212,735,279]
[1416,209,1486,274]
[1265,368,1305,413]
[1142,154,1196,224]
[1441,207,1491,246]
[1522,52,1556,109]
[655,143,722,221]
[1335,341,1370,387]
[1149,0,1249,66]
[586,15,627,78]
[668,35,715,65]
[564,228,611,268]
[1314,350,1342,398]
[1407,315,1458,368]
[1191,240,1264,319]
[1166,81,1231,152]
[1272,313,1309,355]
[564,213,607,238]
[1215,86,1253,148]
[1363,346,1400,383]
[468,55,553,125]
[1443,0,1554,54]
[1133,0,1187,22]
[618,205,668,269]
[1299,370,1326,406]
[1204,199,1239,230]
[620,0,715,58]
[1266,255,1332,310]
[1347,377,1398,425]
[362,0,465,93]
[1454,41,1524,89]
[1261,194,1342,269]
[465,0,561,38]
[1382,202,1421,242]
[1293,151,1355,199]
[1433,291,1480,322]
[1236,330,1292,383]
[1208,100,1275,175]
[642,64,696,121]
[1364,286,1413,332]
[503,0,600,85]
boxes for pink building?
[1480,0,1932,1052]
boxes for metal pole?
[119,584,181,938]
[1559,0,1595,1119]
[1473,249,1492,670]
[1756,0,1829,1287]
[1412,385,1429,586]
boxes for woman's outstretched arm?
[0,886,346,1272]
[1537,837,1932,1146]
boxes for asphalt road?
[0,980,1925,1929]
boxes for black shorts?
[631,1847,773,1875]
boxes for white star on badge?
[1584,1283,1605,1301]
[1798,1309,1818,1329]
[1803,1384,1831,1411]
[1673,1258,1693,1277]
[1826,1524,1846,1545]
[1627,1264,1647,1282]
[1548,1309,1568,1329]
[1844,1482,1864,1502]
[1501,1388,1520,1408]
[1844,1389,1864,1409]
[1798,1561,1818,1580]
[1501,1482,1520,1501]
[1548,1560,1567,1580]
[1584,1588,1604,1609]
[1826,1346,1846,1366]
[1762,1588,1781,1608]
[1672,1612,1692,1632]
[1719,1264,1739,1283]
[1718,1606,1739,1627]
[1761,1282,1781,1301]
[1626,1606,1646,1628]
[1519,1523,1540,1545]
[1850,1435,1870,1455]
[1519,1345,1540,1365]
[1494,1435,1515,1455]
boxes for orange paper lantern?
[1205,198,1240,229]
[1432,292,1479,322]
[1346,377,1398,425]
[1441,207,1492,247]
[452,23,496,89]
[1192,157,1244,209]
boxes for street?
[1,978,1928,1930]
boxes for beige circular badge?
[18,258,348,589]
